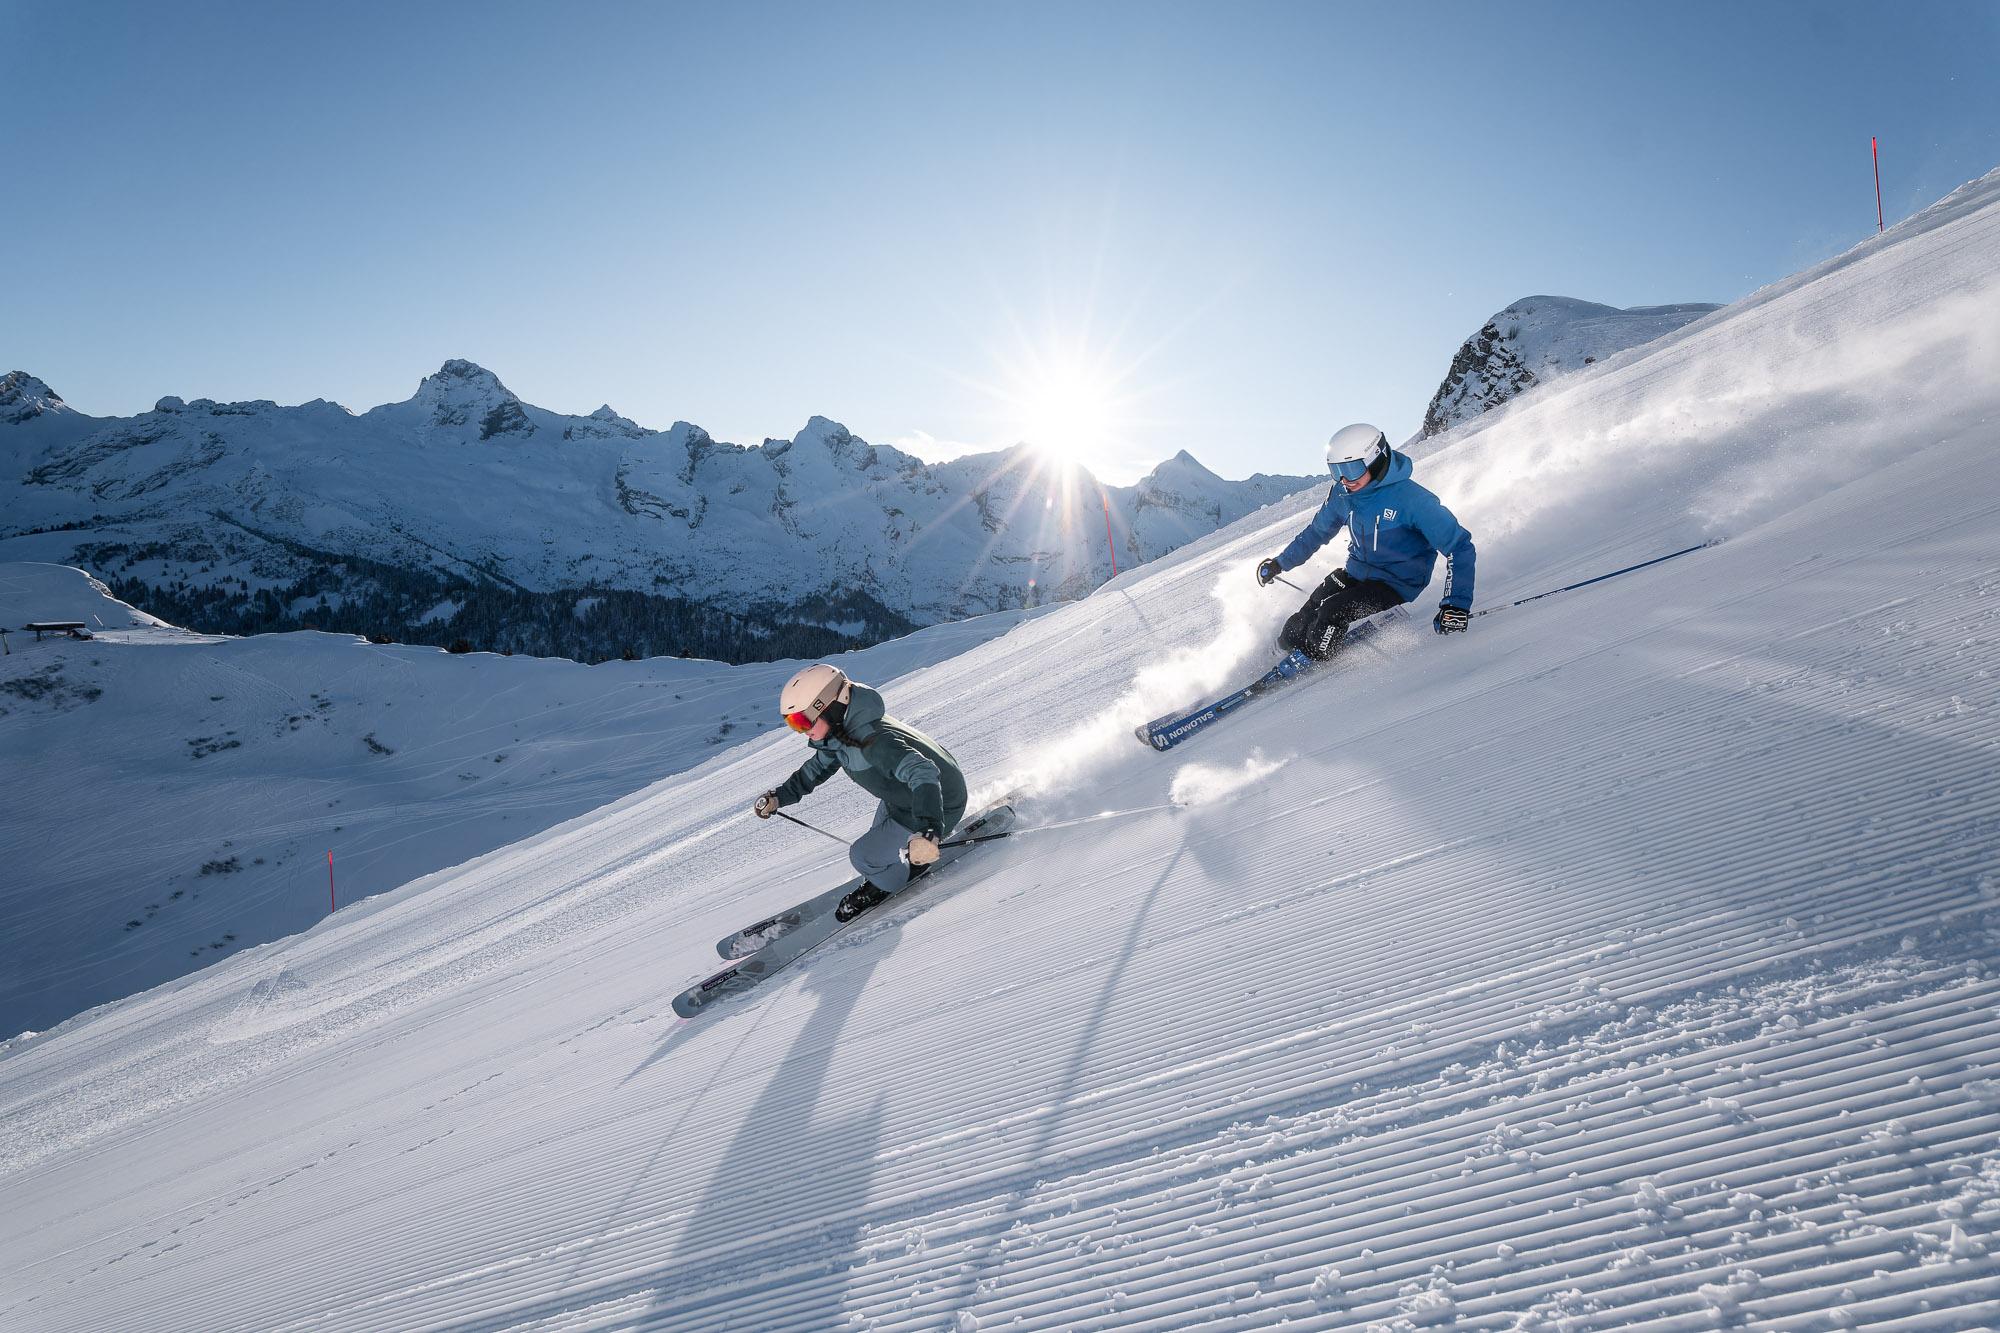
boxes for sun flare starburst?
[1016,362,1118,468]
[996,334,1148,480]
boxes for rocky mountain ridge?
[1422,296,1720,438]
[0,362,1314,661]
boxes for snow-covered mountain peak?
[1142,448,1222,487]
[1,373,97,471]
[568,403,650,440]
[659,420,713,449]
[764,416,855,463]
[378,358,535,440]
[1422,295,1720,438]
[425,357,511,396]
[0,372,71,425]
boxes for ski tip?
[675,960,751,1017]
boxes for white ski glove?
[754,791,780,819]
[906,832,941,866]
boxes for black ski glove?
[1433,605,1470,635]
[1255,557,1283,586]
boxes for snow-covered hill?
[3,168,1998,1331]
[0,563,1047,1035]
[0,363,1312,660]
[1421,296,1720,438]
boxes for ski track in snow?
[4,170,2000,1330]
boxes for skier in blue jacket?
[1256,423,1477,660]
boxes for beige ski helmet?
[780,663,850,732]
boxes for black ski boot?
[835,882,890,923]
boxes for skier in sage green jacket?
[754,663,968,921]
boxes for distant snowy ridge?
[1422,295,1720,438]
[0,363,1314,661]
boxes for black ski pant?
[1278,572,1406,661]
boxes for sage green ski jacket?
[772,683,966,836]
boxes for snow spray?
[995,562,1285,806]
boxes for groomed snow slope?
[3,169,1999,1330]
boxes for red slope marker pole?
[1873,136,1884,234]
[1100,487,1118,576]
[328,850,336,913]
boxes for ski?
[714,880,852,960]
[714,805,1019,959]
[1133,651,1310,752]
[678,802,1016,1018]
[1136,608,1406,752]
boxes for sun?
[1017,363,1119,467]
[1000,334,1140,477]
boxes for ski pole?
[1472,540,1716,619]
[1273,573,1308,593]
[771,809,847,845]
[940,829,1016,850]
[943,801,1182,849]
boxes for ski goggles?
[784,710,817,733]
[1329,456,1373,483]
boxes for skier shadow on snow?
[932,844,1189,1314]
[1117,587,1159,636]
[634,928,899,1328]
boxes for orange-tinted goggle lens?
[785,711,814,733]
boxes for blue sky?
[5,0,1997,482]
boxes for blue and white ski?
[1136,542,1720,753]
[1135,650,1312,751]
[1136,608,1407,752]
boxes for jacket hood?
[812,681,886,749]
[842,681,886,729]
[1368,450,1414,491]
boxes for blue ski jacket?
[1276,451,1476,609]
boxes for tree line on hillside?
[84,541,917,665]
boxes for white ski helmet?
[1325,422,1389,483]
[780,663,850,732]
